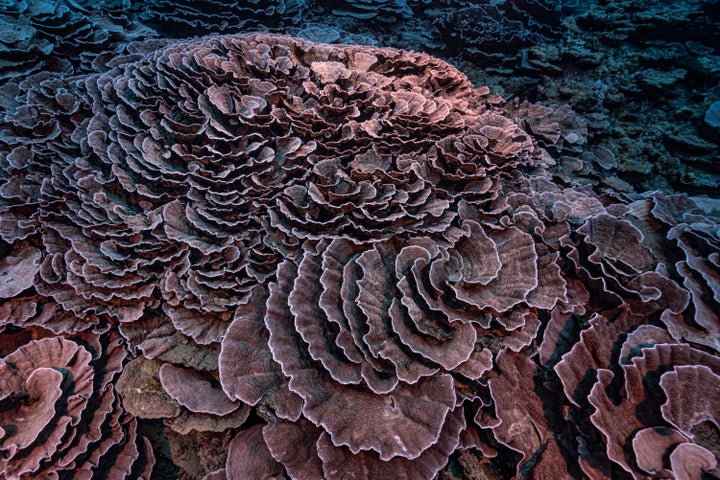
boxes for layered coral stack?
[0,33,718,479]
[133,0,306,36]
[0,0,153,82]
[432,0,563,64]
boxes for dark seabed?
[0,1,719,479]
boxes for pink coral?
[0,32,718,479]
[0,322,154,479]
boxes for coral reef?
[0,310,155,479]
[6,0,707,196]
[1,0,720,477]
[1,31,719,479]
[431,0,563,62]
[317,0,411,22]
[0,0,153,82]
[130,0,306,36]
[520,0,720,195]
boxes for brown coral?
[0,31,718,479]
[551,305,720,479]
[0,324,154,479]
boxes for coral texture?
[132,0,306,36]
[432,0,563,62]
[317,0,411,21]
[0,312,155,479]
[0,0,152,82]
[0,32,719,479]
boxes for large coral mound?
[0,33,719,479]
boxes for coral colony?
[1,2,719,480]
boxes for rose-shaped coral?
[0,32,544,344]
[0,0,152,82]
[0,320,154,479]
[554,309,720,479]
[219,201,570,477]
[1,31,717,480]
[618,192,720,352]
